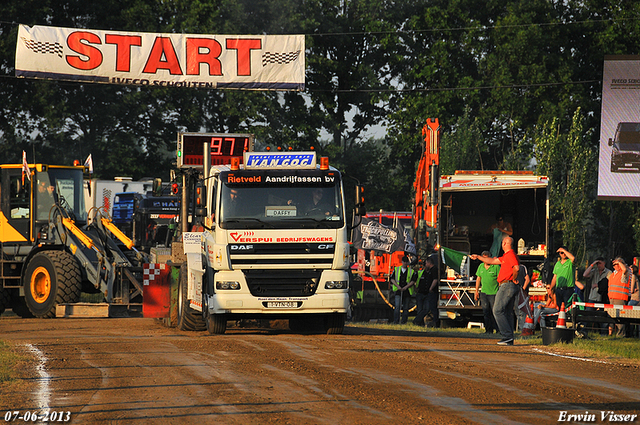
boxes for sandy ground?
[1,317,639,424]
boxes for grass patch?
[562,335,640,361]
[348,322,640,362]
[0,341,29,384]
[79,292,106,303]
[348,321,494,337]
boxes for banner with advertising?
[598,56,640,199]
[351,217,415,255]
[15,25,305,91]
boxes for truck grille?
[229,242,335,266]
[244,269,321,297]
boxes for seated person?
[36,181,57,219]
[534,283,559,328]
[300,188,333,216]
[223,188,243,218]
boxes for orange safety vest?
[608,270,630,301]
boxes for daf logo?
[318,244,334,250]
[230,244,253,251]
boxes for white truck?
[84,177,154,218]
[176,138,353,334]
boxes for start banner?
[15,24,305,91]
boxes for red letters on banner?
[66,31,103,70]
[186,38,223,76]
[226,39,261,76]
[65,31,260,77]
[142,37,183,75]
[104,34,142,72]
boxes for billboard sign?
[598,56,640,199]
[15,25,305,91]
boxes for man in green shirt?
[474,251,500,334]
[551,247,575,309]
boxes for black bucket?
[541,327,574,345]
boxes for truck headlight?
[324,280,348,289]
[216,281,240,290]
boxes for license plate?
[267,301,298,308]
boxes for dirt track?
[1,317,639,424]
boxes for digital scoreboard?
[177,133,254,168]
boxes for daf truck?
[173,133,353,334]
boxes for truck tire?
[206,314,227,334]
[23,251,81,318]
[325,313,346,334]
[177,265,206,331]
[0,287,11,315]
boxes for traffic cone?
[522,314,535,336]
[556,302,567,329]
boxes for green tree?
[440,109,485,175]
[301,0,398,150]
[535,109,597,265]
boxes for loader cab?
[34,167,87,224]
[1,170,31,242]
[0,165,87,243]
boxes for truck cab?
[181,151,351,334]
[608,122,640,173]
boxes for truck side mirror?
[354,184,366,216]
[608,138,613,146]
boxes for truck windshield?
[36,169,87,223]
[616,143,640,152]
[219,171,344,229]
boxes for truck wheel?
[325,313,346,334]
[206,314,227,334]
[0,287,11,315]
[177,265,206,331]
[23,251,81,318]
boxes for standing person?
[390,256,416,324]
[474,251,500,334]
[583,257,612,334]
[413,257,437,326]
[489,213,513,257]
[608,257,630,337]
[584,257,612,305]
[551,247,575,309]
[628,265,639,307]
[470,236,520,346]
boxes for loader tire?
[23,251,81,318]
[177,265,206,331]
[0,287,11,315]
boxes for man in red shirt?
[470,236,520,345]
